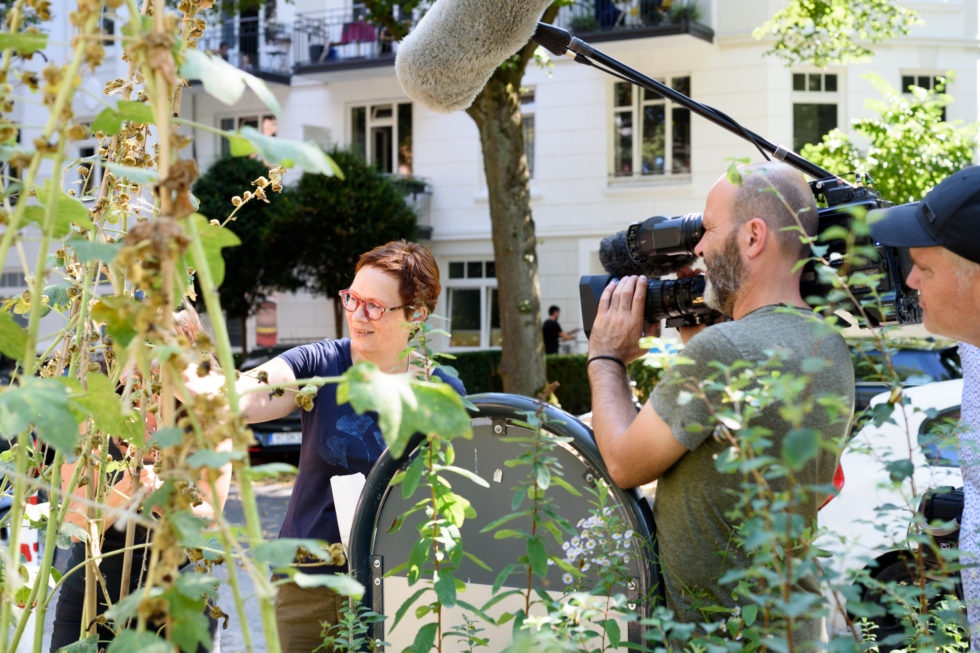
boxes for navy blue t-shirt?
[276,338,466,572]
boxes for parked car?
[237,345,306,462]
[818,378,964,642]
[849,339,961,412]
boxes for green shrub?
[451,351,663,417]
[544,354,590,415]
[450,350,504,395]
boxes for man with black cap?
[869,165,980,648]
[869,166,980,345]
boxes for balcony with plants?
[195,0,713,80]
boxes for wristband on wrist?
[587,355,627,372]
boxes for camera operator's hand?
[589,275,649,364]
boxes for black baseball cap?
[869,166,980,264]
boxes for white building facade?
[6,1,979,354]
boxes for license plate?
[268,431,302,446]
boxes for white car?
[818,378,964,639]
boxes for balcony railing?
[197,0,711,79]
[557,0,711,36]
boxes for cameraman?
[869,165,980,647]
[587,161,854,643]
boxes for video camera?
[579,177,921,333]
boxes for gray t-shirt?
[650,305,854,634]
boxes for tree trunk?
[467,73,547,398]
[334,299,344,341]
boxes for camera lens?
[644,276,711,324]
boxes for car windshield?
[850,342,961,385]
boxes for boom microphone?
[394,0,553,113]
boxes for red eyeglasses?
[338,289,414,321]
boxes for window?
[1,127,22,205]
[101,7,115,47]
[78,144,102,200]
[219,114,277,157]
[792,72,839,151]
[351,102,412,175]
[901,73,947,121]
[612,76,691,179]
[0,271,26,288]
[445,260,500,349]
[521,90,535,179]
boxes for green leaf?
[53,634,98,653]
[441,464,489,488]
[782,427,820,470]
[148,425,186,449]
[411,622,438,653]
[0,378,80,453]
[91,296,141,349]
[191,213,240,288]
[67,238,121,264]
[37,180,95,236]
[0,31,48,54]
[401,455,424,499]
[91,100,155,136]
[602,618,621,648]
[71,373,143,442]
[242,462,298,480]
[433,569,457,607]
[534,462,551,490]
[167,508,211,549]
[186,448,241,469]
[106,629,172,653]
[181,49,282,119]
[253,538,337,570]
[104,162,159,185]
[338,363,472,459]
[161,573,220,652]
[291,571,364,598]
[886,458,915,484]
[0,311,27,359]
[234,125,343,177]
[526,535,547,578]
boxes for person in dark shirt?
[211,240,466,652]
[542,305,578,354]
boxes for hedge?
[447,351,663,418]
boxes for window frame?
[900,72,948,121]
[350,101,413,175]
[218,113,278,158]
[77,142,103,202]
[610,75,692,181]
[521,89,536,180]
[791,71,841,152]
[444,260,500,351]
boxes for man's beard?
[703,235,743,317]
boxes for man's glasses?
[338,289,414,321]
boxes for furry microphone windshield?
[395,0,553,113]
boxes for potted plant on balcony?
[668,2,702,24]
[569,14,599,33]
[264,21,290,46]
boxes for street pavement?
[212,478,293,653]
[33,477,293,653]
